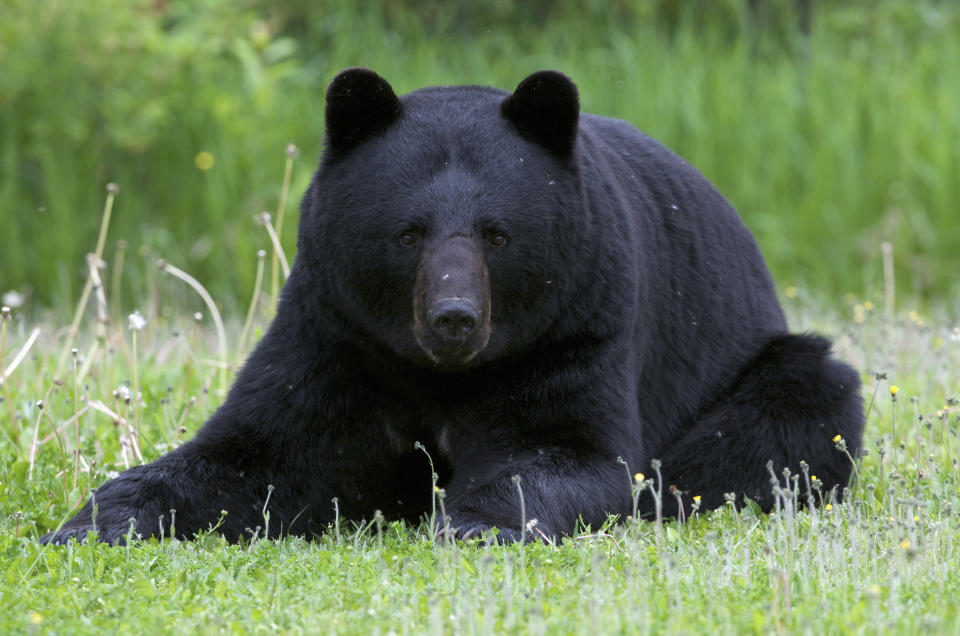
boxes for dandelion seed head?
[2,290,24,308]
[128,310,147,331]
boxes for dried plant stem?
[110,240,127,319]
[157,260,229,393]
[40,404,89,446]
[56,184,118,378]
[891,395,899,466]
[237,250,267,360]
[1,327,41,384]
[56,277,94,379]
[88,254,109,341]
[131,329,141,440]
[28,407,42,481]
[72,349,80,491]
[881,241,895,321]
[78,254,110,380]
[270,148,296,303]
[88,399,142,463]
[260,213,290,282]
[0,310,15,432]
[174,397,197,446]
[28,388,55,481]
[94,185,118,260]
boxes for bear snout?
[412,238,492,367]
[427,297,481,343]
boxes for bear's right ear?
[325,68,402,158]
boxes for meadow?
[1,257,958,633]
[2,1,959,633]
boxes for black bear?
[41,69,864,545]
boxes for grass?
[2,1,959,309]
[1,243,959,632]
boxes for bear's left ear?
[325,68,402,158]
[501,71,579,159]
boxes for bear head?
[300,68,588,372]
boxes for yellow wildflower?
[833,434,842,443]
[194,151,215,171]
[863,301,874,311]
[900,539,911,550]
[785,286,797,299]
[29,614,43,624]
[693,495,701,503]
[634,472,644,483]
[890,386,900,396]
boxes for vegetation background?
[1,1,959,634]
[2,0,958,315]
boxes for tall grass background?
[2,0,958,315]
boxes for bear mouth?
[413,328,491,371]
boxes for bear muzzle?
[413,238,491,368]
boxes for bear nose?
[427,298,480,343]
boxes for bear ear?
[325,68,402,157]
[501,70,580,158]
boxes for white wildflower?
[128,310,146,331]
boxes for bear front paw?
[40,520,140,546]
[438,516,548,544]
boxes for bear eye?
[397,231,419,247]
[486,232,508,247]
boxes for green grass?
[2,1,959,310]
[1,274,959,632]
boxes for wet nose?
[427,298,480,342]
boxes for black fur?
[40,69,864,545]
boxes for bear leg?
[639,333,864,518]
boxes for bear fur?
[41,69,864,545]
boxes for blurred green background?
[1,0,958,315]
